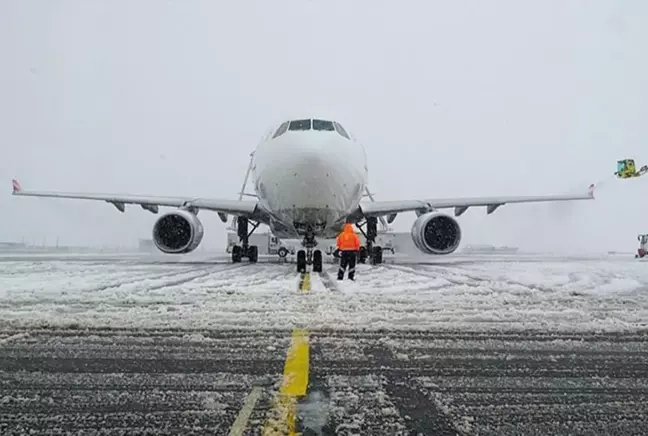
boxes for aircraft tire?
[248,245,258,263]
[297,250,307,273]
[358,246,368,264]
[372,246,383,265]
[232,246,242,263]
[313,250,323,273]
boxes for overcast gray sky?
[1,0,647,253]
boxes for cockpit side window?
[272,121,290,139]
[312,119,335,131]
[288,119,311,131]
[333,121,350,140]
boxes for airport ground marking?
[299,272,311,292]
[228,386,262,436]
[262,327,311,435]
[263,271,312,434]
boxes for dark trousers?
[337,250,357,280]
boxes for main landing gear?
[296,231,323,274]
[231,216,259,263]
[356,217,383,265]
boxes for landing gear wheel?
[371,246,383,265]
[358,246,368,264]
[313,250,323,273]
[356,217,380,264]
[297,250,307,273]
[233,216,261,264]
[232,246,242,263]
[277,247,288,258]
[247,245,258,263]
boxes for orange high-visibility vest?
[336,224,360,251]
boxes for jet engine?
[152,209,204,254]
[410,211,462,255]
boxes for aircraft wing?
[10,179,260,222]
[358,184,596,218]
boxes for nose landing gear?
[296,231,323,273]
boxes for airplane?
[11,117,596,273]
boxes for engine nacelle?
[410,211,462,255]
[152,209,204,254]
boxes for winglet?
[588,183,596,198]
[11,179,22,194]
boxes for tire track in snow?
[1,264,202,295]
[0,265,250,308]
[363,343,465,436]
[191,263,297,295]
[384,263,561,294]
[317,270,341,292]
[142,264,247,292]
[378,264,475,289]
[0,263,185,288]
[417,263,638,297]
[86,265,209,293]
[86,259,291,294]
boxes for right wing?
[356,184,596,218]
[11,179,262,223]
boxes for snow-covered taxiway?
[1,252,647,435]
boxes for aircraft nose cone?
[296,150,322,166]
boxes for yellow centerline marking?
[262,327,311,435]
[299,272,311,292]
[279,328,310,396]
[261,271,312,434]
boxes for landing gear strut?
[296,230,323,273]
[231,216,259,263]
[356,217,383,265]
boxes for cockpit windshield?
[272,121,289,139]
[333,122,350,140]
[271,118,351,140]
[312,119,335,131]
[288,119,311,131]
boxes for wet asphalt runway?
[2,327,647,435]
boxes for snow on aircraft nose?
[267,131,352,211]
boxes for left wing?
[11,179,262,223]
[357,184,596,218]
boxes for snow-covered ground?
[1,253,647,332]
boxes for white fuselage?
[251,119,368,239]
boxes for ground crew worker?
[336,223,361,280]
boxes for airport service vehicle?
[225,232,295,258]
[11,116,596,273]
[615,159,648,179]
[636,234,648,259]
